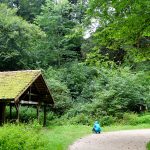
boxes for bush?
[122,113,150,125]
[61,63,98,101]
[122,113,139,125]
[69,114,90,125]
[136,114,150,124]
[100,116,116,126]
[147,142,150,150]
[44,67,72,115]
[89,68,150,118]
[0,124,48,150]
[5,106,37,123]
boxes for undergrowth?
[0,122,48,150]
[147,142,150,150]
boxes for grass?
[103,123,150,132]
[0,123,150,150]
[147,142,150,150]
[0,124,49,150]
[41,125,91,150]
[40,123,150,150]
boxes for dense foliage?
[0,4,44,70]
[147,142,150,150]
[0,0,149,126]
[0,124,48,150]
[87,0,150,64]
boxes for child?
[92,121,102,134]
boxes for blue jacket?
[93,121,101,132]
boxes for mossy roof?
[0,70,41,100]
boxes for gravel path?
[69,129,150,150]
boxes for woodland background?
[0,0,150,126]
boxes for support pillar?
[43,104,47,127]
[0,102,6,125]
[37,104,40,122]
[10,103,12,120]
[15,103,20,123]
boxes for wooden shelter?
[0,70,54,126]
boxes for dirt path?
[69,129,150,150]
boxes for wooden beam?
[11,101,39,105]
[27,93,39,96]
[0,99,13,102]
[20,100,38,105]
[43,104,47,127]
[37,104,40,122]
[10,103,12,120]
[0,103,6,125]
[29,86,32,101]
[15,103,20,123]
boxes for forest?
[0,0,150,149]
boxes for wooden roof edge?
[39,74,54,104]
[14,70,54,105]
[0,70,41,73]
[14,71,42,102]
[0,98,14,102]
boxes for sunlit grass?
[41,125,91,150]
[147,142,150,150]
[41,124,150,150]
[0,123,150,150]
[103,124,150,132]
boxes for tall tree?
[35,0,84,67]
[0,4,45,71]
[0,0,46,22]
[86,0,150,64]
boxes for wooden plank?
[0,103,6,125]
[15,103,20,123]
[43,104,47,126]
[26,93,39,96]
[10,103,12,120]
[37,104,40,122]
[11,100,39,105]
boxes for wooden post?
[37,104,40,122]
[29,86,31,101]
[10,103,12,120]
[15,103,20,123]
[43,104,47,127]
[17,104,20,123]
[0,102,6,125]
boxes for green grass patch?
[103,124,150,132]
[42,124,150,150]
[0,123,150,150]
[0,123,49,150]
[42,125,91,150]
[147,142,150,150]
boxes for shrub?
[122,113,150,125]
[122,113,139,125]
[90,68,150,118]
[61,63,98,101]
[69,114,90,125]
[44,67,72,115]
[100,116,116,126]
[147,142,150,150]
[0,124,48,150]
[5,106,37,123]
[136,114,150,124]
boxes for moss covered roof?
[0,70,41,100]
